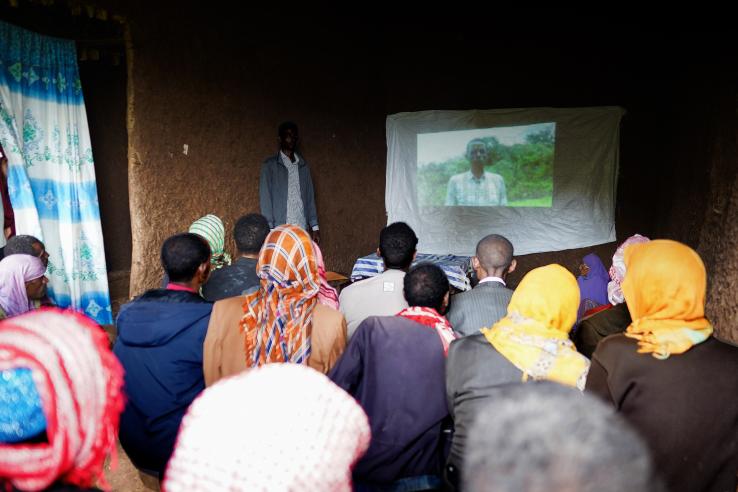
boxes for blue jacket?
[113,289,212,474]
[259,153,319,229]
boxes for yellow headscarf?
[481,264,590,390]
[622,240,712,359]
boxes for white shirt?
[280,151,306,229]
[339,269,409,339]
[478,276,506,286]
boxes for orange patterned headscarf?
[622,240,712,359]
[240,225,321,367]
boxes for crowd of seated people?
[0,214,737,492]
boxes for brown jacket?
[203,295,347,386]
[586,334,738,492]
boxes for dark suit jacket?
[447,281,513,336]
[445,333,522,468]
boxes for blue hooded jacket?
[113,289,212,474]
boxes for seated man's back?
[339,269,407,338]
[330,315,448,485]
[330,263,453,487]
[114,232,213,475]
[341,221,418,338]
[448,233,516,336]
[114,288,212,474]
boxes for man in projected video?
[445,139,507,206]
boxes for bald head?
[475,234,514,278]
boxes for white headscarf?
[607,234,650,305]
[164,364,370,491]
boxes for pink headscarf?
[0,308,125,491]
[164,364,370,491]
[0,254,46,317]
[314,242,340,310]
[607,234,650,305]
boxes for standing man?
[445,139,507,206]
[259,121,320,243]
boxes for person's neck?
[281,148,296,162]
[168,279,200,292]
[240,252,259,260]
[477,268,506,281]
[384,265,411,273]
[471,164,484,178]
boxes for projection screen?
[386,107,625,256]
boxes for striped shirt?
[280,151,306,229]
[445,171,507,206]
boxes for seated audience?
[3,234,50,267]
[463,382,660,492]
[447,234,515,336]
[445,264,590,483]
[205,224,345,383]
[574,234,649,357]
[339,222,417,338]
[114,233,213,476]
[576,252,609,320]
[0,309,125,491]
[201,213,269,301]
[330,263,454,490]
[0,254,48,320]
[164,364,370,491]
[586,240,738,492]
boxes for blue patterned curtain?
[0,20,113,324]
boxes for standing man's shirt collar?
[280,150,300,166]
[478,276,506,287]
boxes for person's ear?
[471,256,480,270]
[376,247,381,257]
[197,262,211,284]
[442,291,450,313]
[412,251,418,261]
[507,259,517,275]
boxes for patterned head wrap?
[164,364,371,491]
[189,214,231,269]
[314,242,340,310]
[0,254,47,317]
[623,240,712,359]
[240,225,320,367]
[607,234,650,305]
[482,264,590,390]
[0,308,125,491]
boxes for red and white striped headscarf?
[163,364,370,491]
[0,308,125,491]
[240,225,321,367]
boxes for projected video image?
[417,123,555,207]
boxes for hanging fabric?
[0,20,113,324]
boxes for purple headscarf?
[0,254,46,317]
[576,253,610,319]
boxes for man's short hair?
[379,222,418,269]
[464,382,659,492]
[161,233,211,282]
[4,235,42,256]
[403,263,449,311]
[476,234,514,272]
[465,138,489,160]
[234,213,270,254]
[278,121,298,137]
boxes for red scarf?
[397,306,457,355]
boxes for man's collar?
[478,276,506,286]
[467,170,486,181]
[280,150,300,165]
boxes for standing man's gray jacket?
[447,281,513,336]
[259,153,319,229]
